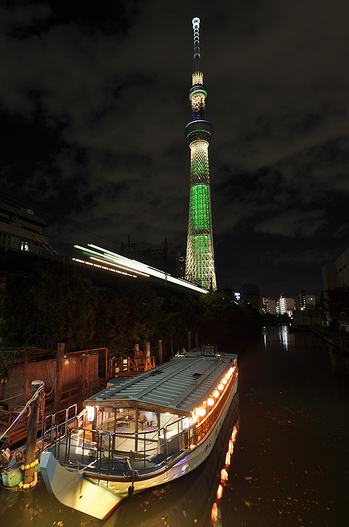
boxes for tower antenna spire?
[192,17,201,71]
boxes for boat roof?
[84,350,238,416]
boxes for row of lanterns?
[191,366,235,423]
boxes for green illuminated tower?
[185,17,217,290]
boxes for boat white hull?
[40,383,238,519]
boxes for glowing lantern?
[207,397,215,406]
[232,426,237,442]
[213,390,219,398]
[198,407,206,417]
[216,484,223,500]
[222,378,227,385]
[228,439,234,454]
[211,502,218,522]
[218,383,224,391]
[221,468,228,482]
[225,451,231,466]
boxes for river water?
[1,326,349,526]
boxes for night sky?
[2,0,349,300]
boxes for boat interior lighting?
[87,406,95,421]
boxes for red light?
[221,468,228,482]
[216,485,223,500]
[225,452,231,466]
[211,502,218,522]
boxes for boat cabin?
[82,351,237,462]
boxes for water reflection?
[211,424,238,525]
[262,324,295,351]
[278,325,291,351]
[223,327,349,526]
[262,327,267,348]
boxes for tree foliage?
[325,286,349,320]
[0,264,262,357]
[1,269,96,350]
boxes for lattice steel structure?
[184,17,217,290]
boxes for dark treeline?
[0,253,262,361]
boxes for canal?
[1,326,349,526]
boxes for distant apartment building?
[322,247,349,297]
[297,289,316,308]
[0,201,48,255]
[297,289,306,308]
[305,295,316,307]
[263,297,277,315]
[277,294,295,316]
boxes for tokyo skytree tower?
[185,17,217,290]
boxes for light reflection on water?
[225,326,349,526]
[278,325,291,351]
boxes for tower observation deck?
[185,17,217,290]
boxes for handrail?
[42,416,195,476]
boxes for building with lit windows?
[0,201,48,255]
[296,290,316,309]
[305,295,316,307]
[277,294,295,316]
[184,18,217,290]
[263,297,277,315]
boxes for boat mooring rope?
[0,381,44,443]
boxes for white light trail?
[73,244,208,294]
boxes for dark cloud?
[1,0,349,300]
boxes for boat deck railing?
[41,416,196,477]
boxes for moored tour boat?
[40,348,238,519]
